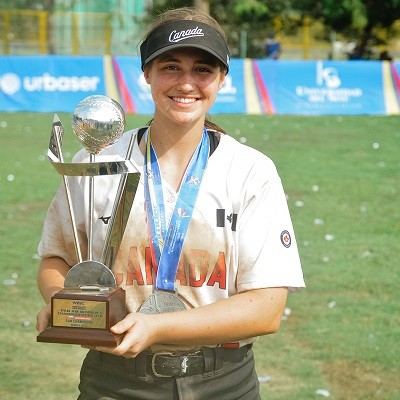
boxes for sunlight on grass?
[1,113,399,400]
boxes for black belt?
[143,345,251,379]
[98,345,252,380]
[146,351,205,378]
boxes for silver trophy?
[38,95,140,346]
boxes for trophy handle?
[100,133,140,269]
[49,114,83,263]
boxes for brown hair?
[143,7,228,134]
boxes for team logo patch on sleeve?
[280,230,292,248]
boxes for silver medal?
[138,290,187,314]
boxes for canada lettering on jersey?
[115,246,227,290]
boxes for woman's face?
[144,48,226,127]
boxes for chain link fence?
[1,9,400,60]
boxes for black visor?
[140,20,230,73]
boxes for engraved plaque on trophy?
[37,95,140,347]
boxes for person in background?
[379,49,393,61]
[348,33,372,60]
[265,31,281,59]
[36,7,305,400]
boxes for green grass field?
[0,112,399,400]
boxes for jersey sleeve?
[234,156,305,293]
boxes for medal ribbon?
[144,128,209,291]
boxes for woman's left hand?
[82,312,160,358]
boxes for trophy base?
[37,326,124,347]
[37,286,126,347]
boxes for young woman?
[36,7,305,400]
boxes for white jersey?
[38,127,305,349]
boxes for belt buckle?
[151,352,174,378]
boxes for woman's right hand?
[36,303,52,333]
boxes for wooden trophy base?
[37,326,124,347]
[37,286,126,347]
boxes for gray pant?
[78,348,260,400]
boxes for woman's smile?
[144,48,225,126]
[171,96,198,104]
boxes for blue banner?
[112,57,246,114]
[255,60,386,115]
[113,56,153,114]
[0,56,399,115]
[0,56,105,112]
[210,59,246,113]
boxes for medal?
[138,290,187,314]
[138,128,209,314]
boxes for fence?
[1,9,141,56]
[1,9,400,59]
[1,9,47,54]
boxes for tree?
[292,0,400,31]
[363,0,400,28]
[296,0,400,59]
[3,0,398,57]
[0,0,58,9]
[146,0,289,57]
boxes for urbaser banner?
[0,56,105,112]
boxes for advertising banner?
[1,56,400,115]
[112,56,153,114]
[112,57,247,115]
[0,56,105,112]
[390,62,400,106]
[254,60,387,115]
[211,58,247,114]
